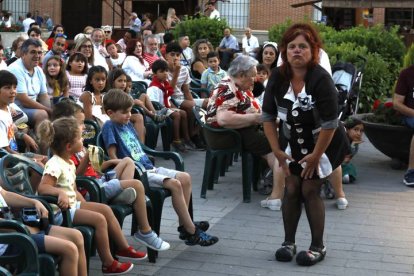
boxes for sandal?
[275,241,296,262]
[102,260,133,275]
[296,246,326,266]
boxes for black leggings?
[282,175,325,249]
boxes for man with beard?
[8,39,51,130]
[42,34,67,69]
[143,34,163,69]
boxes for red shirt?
[70,151,99,179]
[143,52,160,69]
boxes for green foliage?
[268,20,406,113]
[369,102,403,125]
[403,43,414,68]
[172,16,228,48]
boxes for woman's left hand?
[299,153,320,179]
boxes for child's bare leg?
[119,179,151,232]
[131,113,146,142]
[179,110,191,141]
[44,234,79,276]
[114,157,136,180]
[175,172,192,207]
[170,111,181,141]
[328,166,346,199]
[139,93,157,114]
[48,226,87,276]
[73,208,114,267]
[163,178,195,234]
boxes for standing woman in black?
[262,23,348,266]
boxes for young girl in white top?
[66,52,88,101]
[79,65,109,126]
[37,117,147,275]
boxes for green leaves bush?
[172,17,228,48]
[268,21,406,113]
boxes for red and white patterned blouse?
[206,76,261,128]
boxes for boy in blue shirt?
[101,89,219,246]
[200,52,227,94]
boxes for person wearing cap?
[102,25,115,45]
[129,12,141,33]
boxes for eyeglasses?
[81,44,92,49]
[55,33,67,39]
[104,31,111,34]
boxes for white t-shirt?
[23,17,35,32]
[0,107,15,149]
[93,45,109,71]
[209,9,220,19]
[0,187,9,256]
[242,35,259,57]
[147,86,165,106]
[122,56,150,84]
[168,66,191,100]
[110,53,126,67]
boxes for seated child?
[342,117,364,183]
[0,187,87,276]
[101,90,219,246]
[254,64,269,106]
[147,60,195,152]
[200,52,227,95]
[51,100,170,251]
[37,117,147,275]
[0,70,45,163]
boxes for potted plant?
[356,100,411,165]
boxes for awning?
[322,0,414,8]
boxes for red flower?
[372,99,381,111]
[384,102,393,108]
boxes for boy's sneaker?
[116,246,147,262]
[336,197,348,210]
[296,246,326,266]
[403,169,414,186]
[275,241,296,262]
[111,187,137,205]
[172,141,187,153]
[102,260,133,275]
[177,221,210,240]
[134,230,170,251]
[183,227,218,246]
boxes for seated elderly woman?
[205,54,280,193]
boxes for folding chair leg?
[241,152,252,203]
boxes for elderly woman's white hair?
[227,55,258,78]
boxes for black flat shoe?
[275,241,296,262]
[296,246,326,266]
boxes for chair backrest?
[130,81,149,99]
[0,154,43,195]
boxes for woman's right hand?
[274,150,294,176]
[57,192,70,210]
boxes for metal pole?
[112,0,115,28]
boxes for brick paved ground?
[89,139,414,275]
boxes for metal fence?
[1,0,30,22]
[217,0,250,29]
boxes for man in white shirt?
[207,1,220,19]
[129,12,141,33]
[91,28,110,71]
[242,28,259,58]
[22,13,35,32]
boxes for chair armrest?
[202,124,243,151]
[76,176,102,202]
[151,101,164,110]
[29,195,72,227]
[0,219,30,234]
[140,142,184,171]
[0,232,39,273]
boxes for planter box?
[356,113,411,162]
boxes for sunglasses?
[104,31,111,34]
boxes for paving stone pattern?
[88,139,414,275]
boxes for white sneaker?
[342,174,350,184]
[336,197,348,210]
[260,198,281,211]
